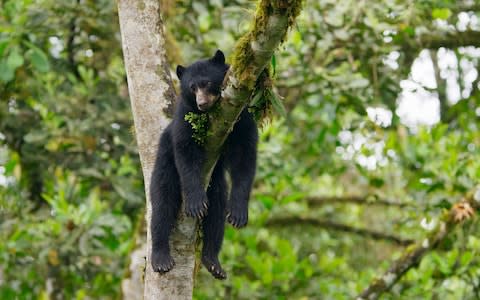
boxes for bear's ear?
[176,65,186,79]
[211,50,225,65]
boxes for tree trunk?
[117,1,196,299]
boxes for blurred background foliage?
[1,0,479,299]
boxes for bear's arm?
[172,119,209,218]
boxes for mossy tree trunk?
[118,0,303,299]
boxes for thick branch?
[266,217,413,246]
[357,188,480,300]
[415,30,480,49]
[306,195,410,208]
[202,0,303,180]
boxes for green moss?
[230,0,303,89]
[276,0,304,29]
[231,35,256,87]
[184,112,210,146]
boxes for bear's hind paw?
[202,256,227,280]
[151,252,175,273]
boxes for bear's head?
[176,50,229,112]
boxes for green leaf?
[23,41,50,72]
[7,49,24,69]
[369,177,385,187]
[432,8,451,20]
[0,39,9,57]
[0,48,24,82]
[250,90,264,106]
[345,94,367,116]
[270,91,287,118]
[24,131,48,143]
[348,77,370,89]
[0,59,15,82]
[198,13,212,32]
[291,30,302,50]
[271,54,276,76]
[27,48,50,73]
[256,195,274,209]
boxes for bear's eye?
[206,81,212,87]
[189,84,196,92]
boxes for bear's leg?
[225,110,257,228]
[201,160,227,279]
[150,132,182,273]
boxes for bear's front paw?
[226,206,248,228]
[151,251,175,273]
[185,195,209,218]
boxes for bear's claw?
[202,256,227,280]
[152,252,175,274]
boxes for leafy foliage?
[184,112,210,146]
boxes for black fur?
[150,50,258,279]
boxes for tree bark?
[420,30,480,49]
[118,0,303,299]
[117,1,193,299]
[306,195,410,207]
[266,217,414,246]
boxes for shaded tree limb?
[429,49,448,122]
[306,195,410,208]
[454,3,480,12]
[412,30,480,50]
[266,217,414,246]
[357,187,480,300]
[118,0,303,299]
[67,0,81,78]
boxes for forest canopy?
[1,0,479,299]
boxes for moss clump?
[275,0,304,29]
[230,0,304,89]
[231,35,256,88]
[184,112,210,146]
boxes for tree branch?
[67,0,80,78]
[306,195,410,208]
[357,187,480,300]
[266,217,414,246]
[202,0,303,179]
[415,30,480,50]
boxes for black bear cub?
[150,50,258,279]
